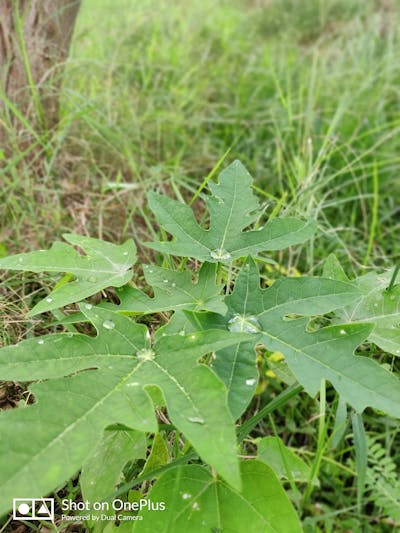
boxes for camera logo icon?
[13,498,54,521]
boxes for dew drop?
[182,493,191,500]
[102,320,115,330]
[245,378,257,386]
[126,382,140,387]
[38,339,44,345]
[210,248,232,261]
[192,502,200,511]
[90,481,95,485]
[88,275,97,283]
[46,297,53,303]
[171,282,176,288]
[187,416,205,424]
[136,348,155,360]
[179,330,186,336]
[339,329,347,335]
[85,303,93,310]
[148,269,154,273]
[67,332,74,338]
[190,334,197,340]
[228,314,260,333]
[123,251,128,256]
[163,279,169,284]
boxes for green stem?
[303,379,327,507]
[237,383,303,442]
[106,450,198,501]
[387,264,400,291]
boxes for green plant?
[0,161,399,530]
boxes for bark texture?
[0,0,81,139]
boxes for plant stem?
[387,264,400,291]
[107,450,198,501]
[302,379,327,507]
[237,383,303,442]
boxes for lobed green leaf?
[146,160,316,263]
[0,234,137,316]
[0,307,252,513]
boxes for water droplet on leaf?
[210,248,232,261]
[245,378,257,386]
[187,416,205,424]
[136,348,155,360]
[38,339,44,345]
[339,329,347,335]
[46,297,53,303]
[192,502,200,510]
[88,276,97,283]
[85,304,93,310]
[102,320,115,330]
[182,493,191,500]
[228,314,260,333]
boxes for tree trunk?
[0,0,81,142]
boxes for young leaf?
[0,234,137,316]
[116,262,226,315]
[134,461,302,532]
[0,307,252,514]
[141,433,170,476]
[324,257,400,357]
[146,160,316,262]
[323,253,350,282]
[257,436,314,485]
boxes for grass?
[2,0,400,266]
[1,0,400,530]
